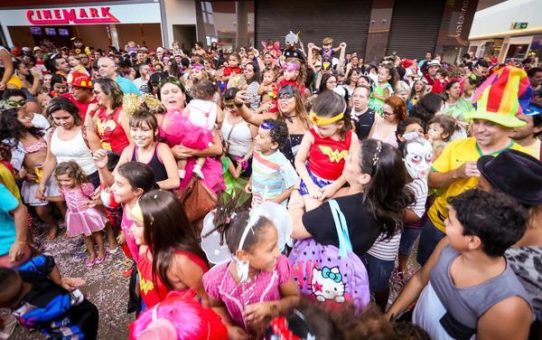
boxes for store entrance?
[172,25,196,51]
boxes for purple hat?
[477,149,542,206]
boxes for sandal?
[85,258,95,267]
[94,254,106,265]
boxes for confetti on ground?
[11,224,132,339]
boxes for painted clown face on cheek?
[403,138,433,180]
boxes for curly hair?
[264,118,289,149]
[428,115,457,142]
[448,189,527,257]
[54,161,88,187]
[384,96,407,121]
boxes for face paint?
[403,138,433,180]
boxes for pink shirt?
[203,255,291,328]
[121,208,139,261]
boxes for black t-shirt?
[351,109,375,140]
[302,193,381,258]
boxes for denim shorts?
[363,253,395,292]
[416,218,446,267]
[399,228,423,257]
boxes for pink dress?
[161,109,213,150]
[159,109,225,192]
[203,255,291,328]
[62,183,107,237]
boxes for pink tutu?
[161,109,212,150]
[62,183,107,237]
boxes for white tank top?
[50,128,97,175]
[221,116,252,158]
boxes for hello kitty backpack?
[288,200,370,310]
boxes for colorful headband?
[282,62,300,72]
[261,120,275,130]
[309,111,344,126]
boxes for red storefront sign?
[26,7,120,25]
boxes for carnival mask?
[403,138,433,180]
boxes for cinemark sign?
[26,7,120,25]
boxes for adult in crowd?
[62,72,95,122]
[133,64,152,94]
[221,88,257,178]
[97,56,140,95]
[36,97,102,198]
[418,66,530,266]
[237,85,310,164]
[439,79,473,123]
[0,108,64,239]
[6,60,41,97]
[368,95,407,148]
[510,110,542,160]
[243,63,260,110]
[157,77,224,192]
[423,60,444,94]
[85,78,131,155]
[0,182,30,268]
[349,85,375,140]
[47,55,70,77]
[290,139,412,304]
[476,150,542,333]
[0,45,14,91]
[528,67,542,92]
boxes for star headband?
[261,120,275,130]
[309,111,344,126]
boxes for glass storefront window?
[195,1,254,51]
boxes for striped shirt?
[251,150,298,207]
[366,178,428,261]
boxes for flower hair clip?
[372,140,383,167]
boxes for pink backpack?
[288,200,371,310]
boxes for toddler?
[427,115,456,159]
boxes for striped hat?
[466,66,530,128]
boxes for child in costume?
[0,255,98,339]
[282,31,305,62]
[54,161,107,267]
[309,37,345,71]
[203,204,300,337]
[277,58,306,95]
[370,64,395,114]
[258,69,279,112]
[295,91,358,211]
[247,119,298,208]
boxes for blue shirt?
[0,183,19,255]
[115,75,140,95]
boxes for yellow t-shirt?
[427,137,527,233]
[0,163,21,202]
[523,138,541,160]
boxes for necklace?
[283,113,297,123]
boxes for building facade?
[468,0,542,63]
[1,0,478,63]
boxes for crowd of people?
[0,33,541,340]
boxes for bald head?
[97,57,117,79]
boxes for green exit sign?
[511,22,528,30]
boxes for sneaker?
[193,165,204,179]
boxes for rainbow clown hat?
[465,66,531,128]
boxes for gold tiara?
[309,111,344,126]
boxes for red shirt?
[62,93,96,122]
[308,128,352,180]
[223,66,242,77]
[137,249,208,308]
[92,106,130,154]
